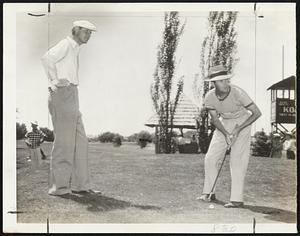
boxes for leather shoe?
[224,201,244,208]
[196,194,216,202]
[72,189,102,195]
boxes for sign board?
[275,98,296,123]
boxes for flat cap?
[73,20,97,31]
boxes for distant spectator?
[270,133,283,158]
[191,134,198,144]
[178,136,189,145]
[25,121,47,170]
[172,136,181,153]
[283,132,296,160]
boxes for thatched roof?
[145,93,200,129]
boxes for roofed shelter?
[145,93,200,153]
[267,75,296,136]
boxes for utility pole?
[282,45,285,99]
[253,3,264,134]
[254,3,257,133]
[282,45,285,81]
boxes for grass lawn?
[16,141,296,224]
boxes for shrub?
[251,130,272,157]
[98,132,124,146]
[87,136,99,142]
[113,134,122,147]
[137,131,152,148]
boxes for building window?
[290,90,295,100]
[283,89,289,99]
[277,90,283,98]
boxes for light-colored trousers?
[202,112,251,202]
[29,147,42,170]
[48,84,91,195]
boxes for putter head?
[206,194,212,202]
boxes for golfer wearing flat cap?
[41,20,100,195]
[197,65,262,208]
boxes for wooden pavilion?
[145,93,200,153]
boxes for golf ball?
[209,204,215,209]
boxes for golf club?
[207,145,231,202]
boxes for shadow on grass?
[243,205,296,223]
[212,199,295,223]
[58,193,162,212]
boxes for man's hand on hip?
[49,78,70,93]
[48,85,58,94]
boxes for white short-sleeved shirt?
[203,85,254,118]
[41,36,80,86]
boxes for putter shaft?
[208,146,231,200]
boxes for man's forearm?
[238,113,261,133]
[211,118,229,137]
[41,56,59,85]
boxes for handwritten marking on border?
[211,224,237,233]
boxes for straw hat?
[204,65,233,82]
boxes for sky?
[15,3,296,137]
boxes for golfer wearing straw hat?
[41,20,100,196]
[197,65,262,208]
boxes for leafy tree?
[150,11,185,154]
[128,133,139,143]
[16,122,27,140]
[193,11,238,153]
[98,132,115,143]
[98,132,124,143]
